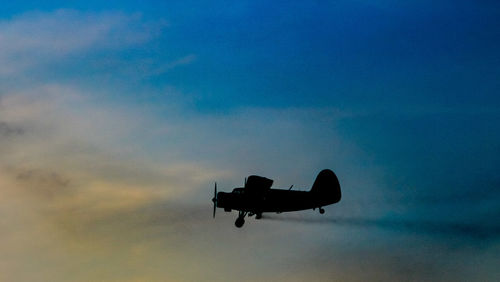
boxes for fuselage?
[216,188,339,213]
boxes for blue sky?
[4,1,499,110]
[0,1,499,281]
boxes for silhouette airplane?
[212,169,341,227]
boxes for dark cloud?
[0,121,24,137]
[13,168,72,199]
[16,169,69,186]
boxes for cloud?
[0,83,224,197]
[0,9,161,75]
[0,8,498,280]
[0,82,228,281]
[148,54,197,75]
[1,82,499,281]
[1,80,498,281]
[263,214,500,241]
[0,79,375,281]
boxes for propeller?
[212,182,217,218]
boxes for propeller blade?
[212,182,217,218]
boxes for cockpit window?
[232,188,244,194]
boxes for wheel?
[235,217,245,228]
[256,213,262,219]
[319,208,325,214]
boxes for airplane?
[211,169,341,228]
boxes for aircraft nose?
[215,192,224,207]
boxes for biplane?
[212,169,341,227]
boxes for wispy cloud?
[148,54,197,75]
[263,214,500,241]
[0,9,161,75]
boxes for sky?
[0,1,499,281]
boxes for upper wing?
[245,175,273,193]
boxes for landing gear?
[319,207,325,214]
[235,217,245,228]
[235,211,247,228]
[234,211,261,227]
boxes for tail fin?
[310,169,341,204]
